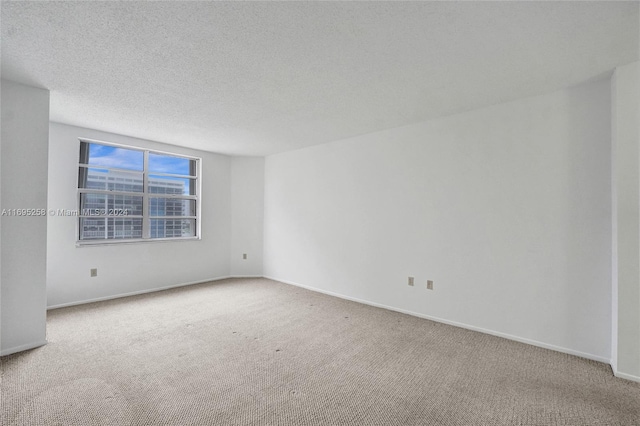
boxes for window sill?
[76,236,201,247]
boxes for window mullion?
[142,150,150,239]
[104,192,107,240]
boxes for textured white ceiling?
[1,2,638,156]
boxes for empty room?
[1,1,639,425]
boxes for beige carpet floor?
[1,277,639,425]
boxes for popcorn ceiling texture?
[1,2,638,155]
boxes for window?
[77,139,199,244]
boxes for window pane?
[149,153,194,175]
[149,175,195,195]
[79,217,143,240]
[149,198,196,216]
[79,217,106,240]
[81,142,143,171]
[150,219,195,238]
[80,168,144,192]
[108,218,143,239]
[80,194,143,216]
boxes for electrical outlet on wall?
[427,280,433,290]
[243,253,247,260]
[408,276,414,286]
[90,268,98,277]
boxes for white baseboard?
[264,275,611,365]
[1,340,48,357]
[47,276,233,310]
[611,365,640,383]
[229,275,264,279]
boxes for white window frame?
[76,138,202,246]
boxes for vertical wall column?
[1,79,50,356]
[611,61,640,382]
[230,156,265,277]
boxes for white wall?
[47,123,232,308]
[264,77,612,362]
[1,83,2,352]
[230,157,264,276]
[1,80,50,355]
[611,61,640,381]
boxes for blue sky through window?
[88,144,193,176]
[88,144,143,171]
[149,153,191,175]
